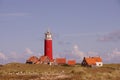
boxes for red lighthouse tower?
[44,30,53,60]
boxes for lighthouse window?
[47,35,51,38]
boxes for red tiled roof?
[26,56,38,63]
[56,58,66,64]
[93,57,102,62]
[85,57,102,65]
[50,59,55,62]
[39,56,49,61]
[39,56,52,63]
[68,60,76,65]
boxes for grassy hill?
[0,63,120,80]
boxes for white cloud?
[65,44,85,62]
[72,44,85,58]
[0,52,7,60]
[71,44,100,62]
[103,48,120,63]
[63,32,105,38]
[0,48,37,64]
[24,48,33,55]
[7,49,34,63]
[112,48,120,55]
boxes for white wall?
[96,62,103,67]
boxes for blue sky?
[0,0,120,64]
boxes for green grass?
[0,63,120,80]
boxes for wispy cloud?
[70,45,120,63]
[1,47,120,64]
[72,44,85,60]
[98,30,120,42]
[63,32,105,38]
[0,13,29,17]
[7,48,34,63]
[0,48,35,64]
[103,48,120,63]
[112,48,120,55]
[24,48,33,55]
[55,44,98,62]
[0,52,7,60]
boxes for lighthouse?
[44,30,53,60]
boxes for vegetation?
[0,63,120,80]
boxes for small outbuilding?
[81,57,103,67]
[55,58,66,65]
[26,56,39,64]
[68,60,76,66]
[38,56,50,64]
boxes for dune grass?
[0,63,120,80]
